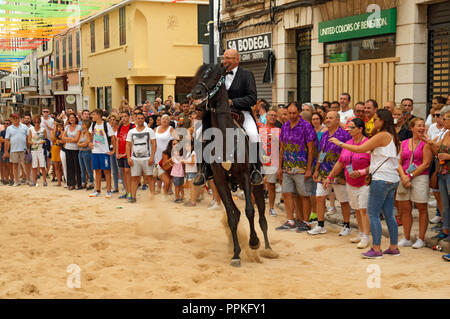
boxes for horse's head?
[189,63,227,110]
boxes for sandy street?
[0,184,449,299]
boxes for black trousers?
[65,149,82,188]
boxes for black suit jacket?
[227,67,257,113]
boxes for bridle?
[191,74,225,112]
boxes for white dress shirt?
[225,66,238,90]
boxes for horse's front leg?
[252,184,271,250]
[212,164,242,267]
[240,166,260,250]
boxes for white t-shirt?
[428,123,448,142]
[126,126,156,160]
[41,116,54,138]
[89,121,114,154]
[425,114,433,127]
[64,125,82,151]
[338,108,354,125]
[30,126,45,152]
[185,151,197,173]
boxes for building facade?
[52,26,83,113]
[35,39,54,112]
[219,0,450,118]
[80,0,209,111]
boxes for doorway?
[296,28,311,104]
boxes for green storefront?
[319,8,397,63]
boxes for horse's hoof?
[230,259,241,267]
[260,248,279,259]
[249,241,260,250]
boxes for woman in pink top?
[397,118,433,249]
[323,118,371,248]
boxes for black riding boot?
[193,162,213,186]
[250,142,263,185]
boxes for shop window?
[325,34,395,63]
[97,87,104,109]
[135,85,163,105]
[198,5,209,45]
[105,86,112,112]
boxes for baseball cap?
[11,113,20,118]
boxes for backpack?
[91,121,112,150]
[118,123,134,138]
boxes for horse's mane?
[192,63,215,85]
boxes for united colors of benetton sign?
[319,8,397,43]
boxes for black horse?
[190,63,277,267]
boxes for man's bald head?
[223,49,240,71]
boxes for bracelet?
[327,176,334,181]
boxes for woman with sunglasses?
[324,118,371,248]
[396,118,432,249]
[330,109,401,258]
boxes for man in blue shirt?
[3,113,29,186]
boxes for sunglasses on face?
[347,126,356,129]
[433,114,441,118]
[354,109,364,113]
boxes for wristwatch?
[339,142,343,147]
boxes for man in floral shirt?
[276,102,317,231]
[310,111,352,236]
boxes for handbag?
[365,157,390,186]
[159,154,173,174]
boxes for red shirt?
[117,123,135,155]
[258,123,280,167]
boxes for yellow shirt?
[365,116,375,137]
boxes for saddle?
[231,109,245,128]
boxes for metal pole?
[209,0,214,64]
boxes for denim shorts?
[185,172,196,181]
[91,153,111,170]
[173,176,185,186]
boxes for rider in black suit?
[193,49,264,186]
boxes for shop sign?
[66,95,76,104]
[226,33,272,53]
[319,8,397,43]
[21,64,30,77]
[239,50,269,62]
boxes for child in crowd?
[170,139,185,203]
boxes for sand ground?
[0,183,449,299]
